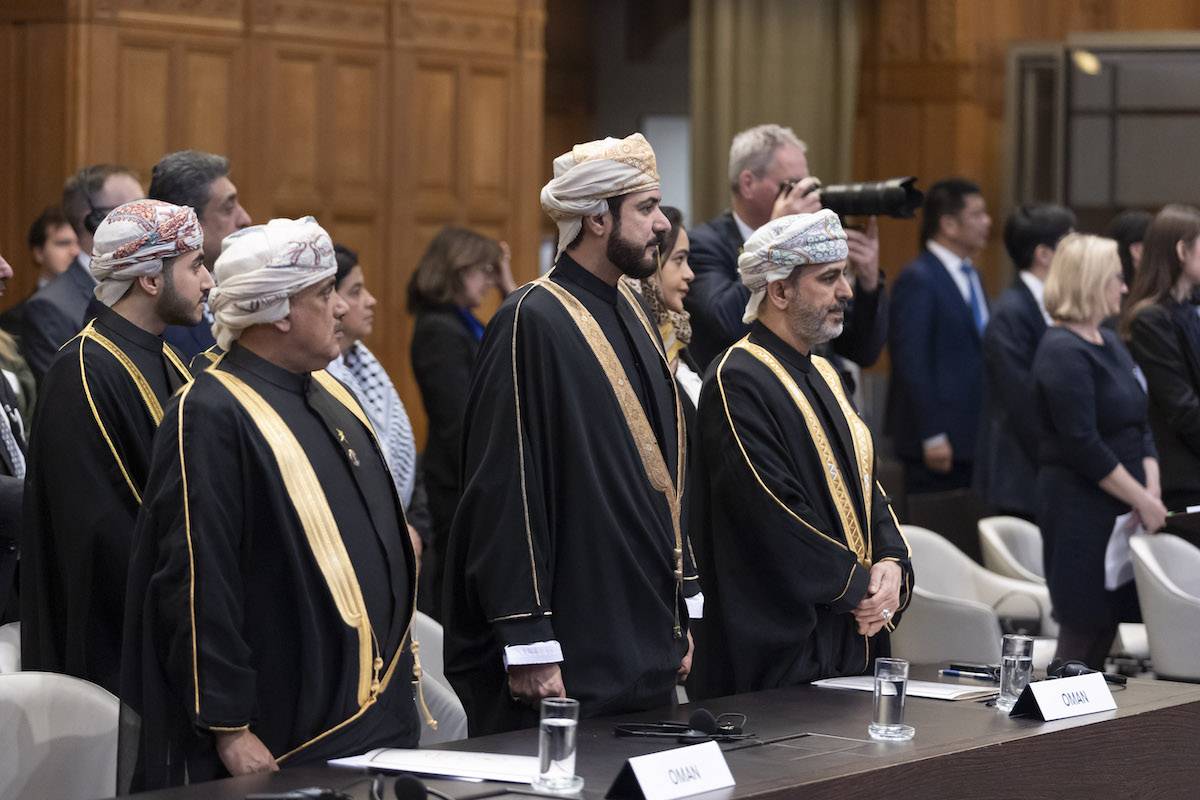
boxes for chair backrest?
[978,516,1045,583]
[0,671,119,800]
[1130,534,1200,681]
[418,674,469,745]
[0,622,18,673]
[902,525,981,600]
[889,587,1003,664]
[413,611,450,692]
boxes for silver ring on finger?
[881,608,893,622]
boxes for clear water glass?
[997,634,1034,712]
[532,697,584,794]
[869,657,915,741]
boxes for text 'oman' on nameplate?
[605,740,736,800]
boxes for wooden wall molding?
[394,1,518,55]
[250,0,388,45]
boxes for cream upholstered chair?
[978,516,1045,584]
[977,516,1148,661]
[890,525,1057,667]
[0,622,18,673]
[0,671,119,800]
[1130,533,1200,681]
[412,611,467,744]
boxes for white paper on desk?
[812,676,997,701]
[1105,511,1143,591]
[328,748,540,783]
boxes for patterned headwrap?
[90,199,203,307]
[540,133,660,257]
[623,273,692,364]
[208,216,336,350]
[737,209,848,323]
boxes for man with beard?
[21,200,211,693]
[690,211,913,696]
[444,133,695,735]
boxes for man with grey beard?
[689,210,914,698]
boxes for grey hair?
[727,124,807,193]
[148,150,230,218]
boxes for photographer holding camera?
[685,124,889,377]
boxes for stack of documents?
[813,676,998,701]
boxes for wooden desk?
[119,673,1200,800]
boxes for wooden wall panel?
[0,0,541,445]
[116,44,172,173]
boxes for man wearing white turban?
[445,133,698,736]
[21,199,209,695]
[120,216,423,790]
[689,211,914,698]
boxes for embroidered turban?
[90,199,204,307]
[540,133,660,257]
[208,216,336,350]
[737,209,848,323]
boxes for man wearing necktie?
[887,178,993,494]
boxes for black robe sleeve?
[141,384,257,731]
[21,343,155,691]
[449,289,557,648]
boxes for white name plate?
[605,741,735,800]
[1010,672,1117,721]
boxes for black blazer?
[887,249,988,462]
[1128,300,1200,510]
[685,210,888,370]
[411,307,482,494]
[22,258,95,380]
[976,278,1047,514]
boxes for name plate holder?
[1009,672,1117,721]
[605,741,735,800]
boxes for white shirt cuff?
[922,433,949,450]
[686,592,705,619]
[503,640,564,669]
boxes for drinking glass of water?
[868,657,915,741]
[532,697,584,794]
[997,633,1034,712]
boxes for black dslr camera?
[779,176,924,219]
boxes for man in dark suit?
[976,204,1076,518]
[149,149,252,359]
[887,178,992,494]
[0,207,80,344]
[0,252,28,624]
[685,123,888,373]
[22,165,144,380]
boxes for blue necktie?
[961,262,986,334]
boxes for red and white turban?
[90,199,203,306]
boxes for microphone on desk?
[393,772,456,800]
[1047,659,1128,686]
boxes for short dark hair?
[62,164,139,237]
[27,206,72,250]
[919,177,982,245]
[1105,209,1153,287]
[334,243,359,288]
[565,195,626,252]
[407,226,503,312]
[148,150,230,218]
[1002,204,1077,271]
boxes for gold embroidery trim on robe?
[733,340,869,566]
[534,275,687,636]
[811,355,876,563]
[74,320,193,504]
[207,369,401,733]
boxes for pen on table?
[939,668,997,681]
